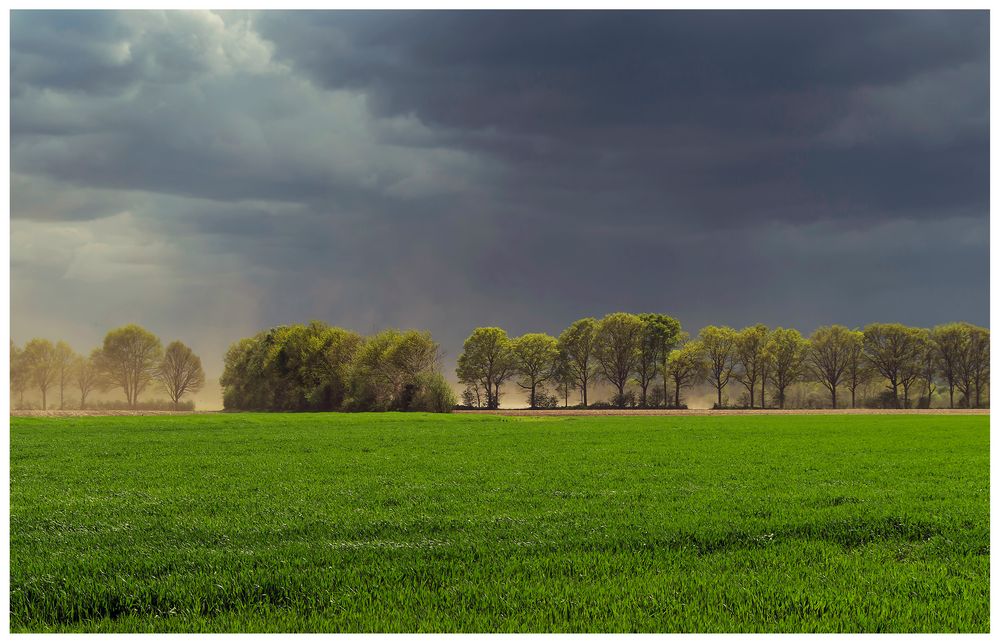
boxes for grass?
[10,412,989,632]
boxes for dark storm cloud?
[10,11,989,406]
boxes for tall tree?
[967,325,989,408]
[512,333,559,409]
[843,330,871,409]
[456,327,515,409]
[53,340,75,410]
[593,313,644,407]
[74,349,105,409]
[897,329,930,409]
[23,338,57,410]
[638,313,682,408]
[665,340,707,407]
[931,323,968,408]
[862,323,925,408]
[807,325,854,409]
[734,324,770,408]
[10,340,29,409]
[699,326,737,408]
[766,328,808,409]
[557,318,598,407]
[157,341,206,409]
[96,324,163,408]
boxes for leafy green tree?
[23,338,57,410]
[699,326,737,408]
[766,328,808,409]
[456,327,515,409]
[557,318,598,407]
[665,340,707,407]
[862,323,925,408]
[593,313,644,407]
[807,325,854,409]
[157,341,206,409]
[638,313,682,408]
[843,329,872,408]
[734,324,770,408]
[898,329,930,409]
[512,333,559,409]
[963,325,989,408]
[931,322,968,408]
[96,324,163,409]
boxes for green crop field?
[10,412,989,632]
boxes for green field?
[10,412,989,632]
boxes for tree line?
[220,321,456,413]
[457,314,990,410]
[10,324,205,410]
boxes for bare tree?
[157,341,206,409]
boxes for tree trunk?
[949,385,954,409]
[582,378,588,408]
[760,376,766,410]
[850,387,856,409]
[748,383,754,409]
[41,389,47,411]
[830,386,836,409]
[778,386,785,409]
[530,383,537,409]
[617,383,626,408]
[717,385,723,408]
[675,380,681,408]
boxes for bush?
[407,373,457,413]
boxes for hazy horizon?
[11,10,989,409]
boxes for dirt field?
[10,408,988,418]
[10,410,220,417]
[456,408,990,417]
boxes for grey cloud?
[9,11,990,408]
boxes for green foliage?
[511,333,559,409]
[698,326,737,407]
[222,323,446,413]
[10,413,988,632]
[456,327,515,409]
[556,318,598,407]
[593,312,645,406]
[97,324,164,409]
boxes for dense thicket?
[10,324,204,410]
[220,322,455,413]
[458,316,989,409]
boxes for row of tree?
[457,315,990,409]
[10,324,206,410]
[220,321,456,412]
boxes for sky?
[10,10,990,407]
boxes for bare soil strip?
[11,410,219,417]
[456,408,989,417]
